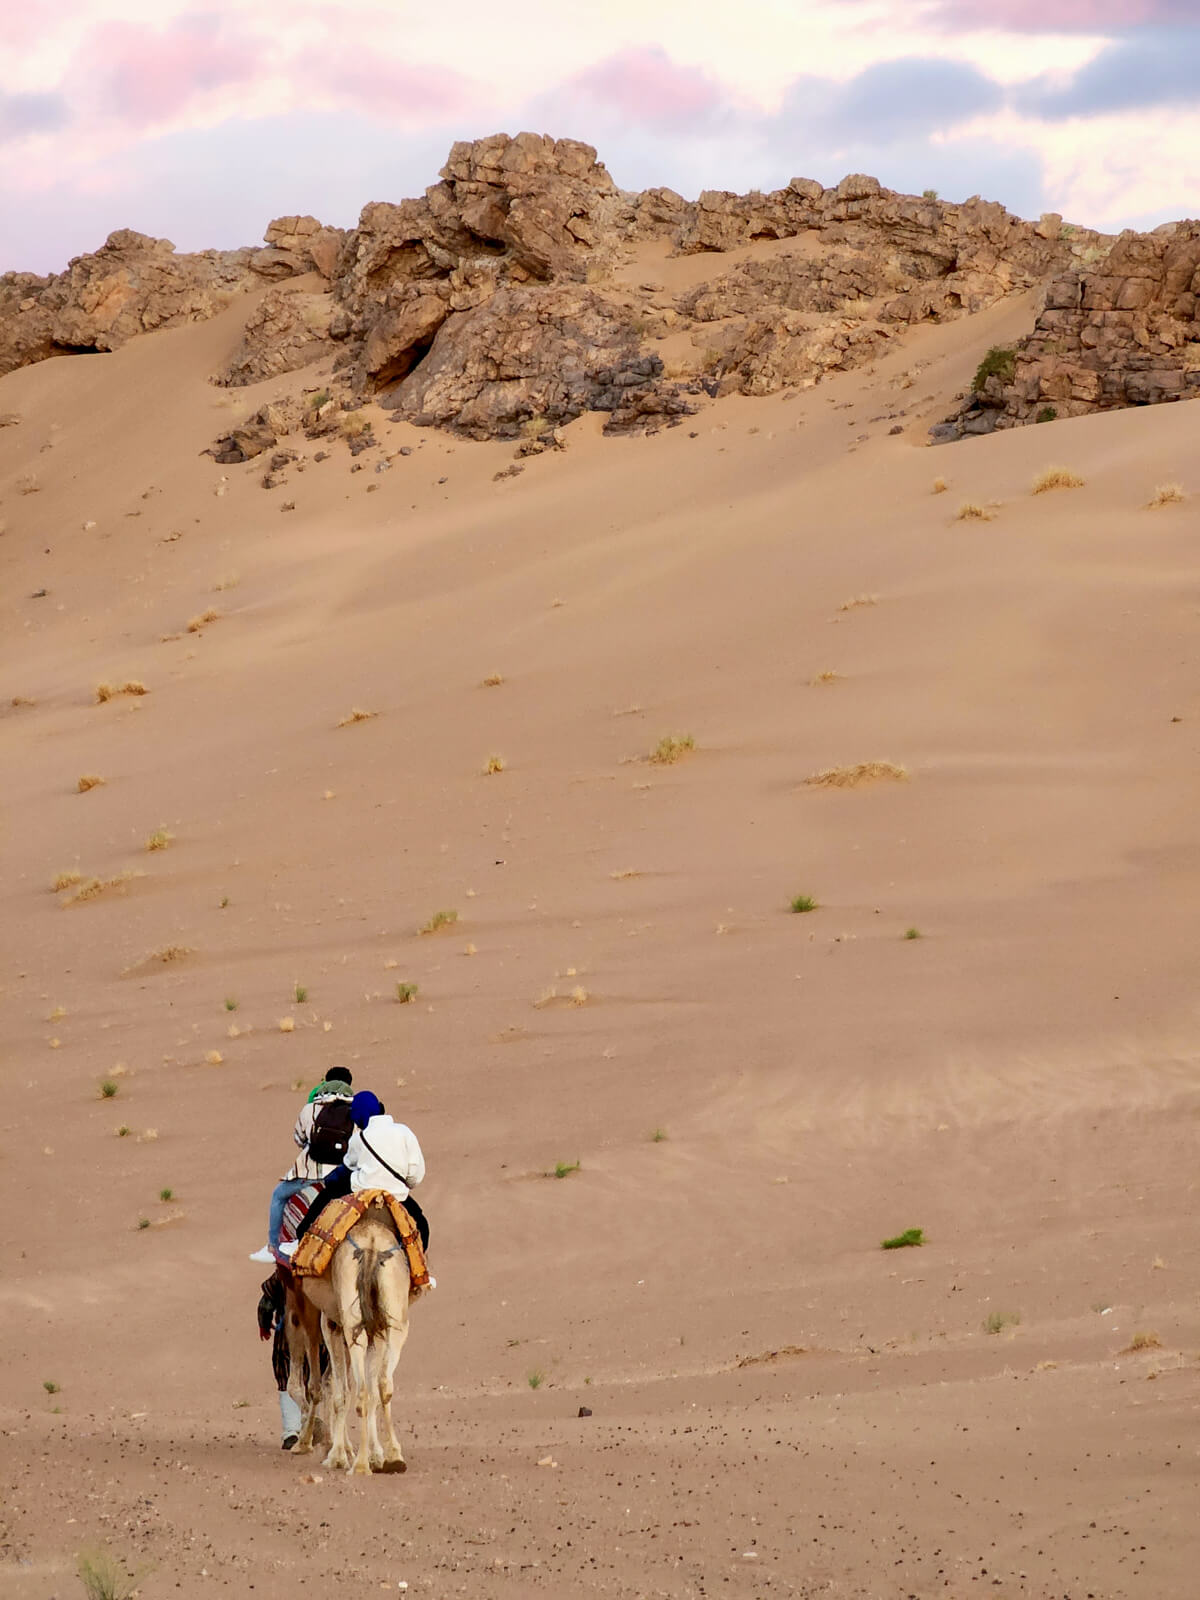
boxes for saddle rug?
[290,1188,430,1292]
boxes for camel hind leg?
[321,1315,352,1472]
[374,1259,412,1472]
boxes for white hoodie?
[344,1114,425,1200]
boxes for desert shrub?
[790,894,818,913]
[881,1227,925,1249]
[1032,466,1084,494]
[972,347,1015,391]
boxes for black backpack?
[307,1096,354,1166]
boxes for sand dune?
[2,268,1199,1599]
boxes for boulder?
[217,287,334,386]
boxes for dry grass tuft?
[810,670,840,686]
[481,672,505,687]
[96,680,148,703]
[77,773,106,793]
[483,753,506,775]
[339,409,373,439]
[1032,466,1084,494]
[52,869,83,892]
[122,944,193,977]
[932,477,948,494]
[1147,482,1185,508]
[838,594,878,611]
[62,869,142,906]
[145,827,172,852]
[956,501,993,522]
[649,733,695,765]
[187,608,220,633]
[419,909,459,936]
[337,707,377,727]
[533,985,590,1009]
[804,761,909,789]
[278,1016,295,1033]
[1122,1330,1162,1354]
[204,1049,224,1066]
[610,868,642,880]
[212,573,240,591]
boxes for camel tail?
[354,1245,390,1343]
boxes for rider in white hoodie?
[285,1090,429,1252]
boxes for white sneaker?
[248,1246,274,1264]
[278,1240,299,1258]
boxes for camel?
[284,1203,414,1474]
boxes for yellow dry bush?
[805,761,909,789]
[956,501,992,522]
[1147,483,1185,508]
[77,774,105,793]
[187,608,220,633]
[1032,466,1084,494]
[337,707,377,727]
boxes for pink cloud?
[291,45,481,124]
[566,48,725,130]
[925,0,1194,27]
[85,12,262,127]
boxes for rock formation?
[11,132,1198,453]
[937,223,1200,439]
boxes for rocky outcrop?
[217,285,335,386]
[14,130,1196,450]
[0,220,343,380]
[382,283,698,437]
[938,224,1200,438]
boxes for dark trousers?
[295,1176,430,1252]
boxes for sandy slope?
[2,279,1199,1600]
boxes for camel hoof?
[352,1460,372,1476]
[322,1450,349,1471]
[379,1458,407,1474]
[291,1440,313,1456]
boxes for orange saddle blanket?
[290,1189,430,1291]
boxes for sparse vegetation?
[881,1227,925,1250]
[419,909,458,936]
[481,672,505,687]
[838,594,877,612]
[294,983,308,1004]
[43,1379,60,1394]
[395,981,419,1003]
[956,501,993,521]
[145,827,172,852]
[983,1309,1020,1336]
[790,894,819,914]
[339,409,373,439]
[224,997,238,1011]
[1035,406,1058,423]
[159,1188,174,1202]
[186,608,220,633]
[553,1159,581,1179]
[1032,466,1084,494]
[100,1080,119,1099]
[337,706,377,727]
[278,1017,295,1033]
[53,869,83,892]
[78,1551,144,1600]
[61,869,142,906]
[483,753,505,774]
[972,346,1016,392]
[1123,1330,1162,1353]
[922,188,938,200]
[1148,482,1185,508]
[527,1370,545,1389]
[77,774,105,793]
[95,681,148,704]
[810,670,840,685]
[137,1217,151,1231]
[932,477,947,494]
[650,1128,668,1142]
[204,1049,223,1065]
[649,733,695,765]
[904,926,922,940]
[804,761,908,788]
[116,1125,130,1138]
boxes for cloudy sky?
[4,0,1198,274]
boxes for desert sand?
[2,234,1199,1600]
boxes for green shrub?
[972,346,1016,392]
[1036,406,1057,423]
[790,894,818,914]
[881,1228,925,1250]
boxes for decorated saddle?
[290,1188,430,1292]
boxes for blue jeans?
[268,1177,310,1249]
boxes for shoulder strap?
[359,1130,410,1188]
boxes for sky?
[4,0,1199,275]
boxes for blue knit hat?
[351,1090,383,1128]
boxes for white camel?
[285,1203,414,1474]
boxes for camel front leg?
[288,1296,323,1455]
[321,1315,352,1472]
